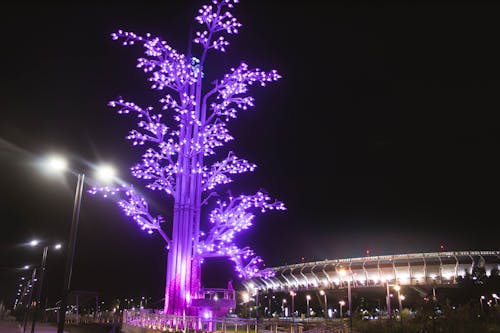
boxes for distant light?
[339,300,345,306]
[54,243,62,250]
[319,290,325,296]
[44,155,68,173]
[23,265,29,270]
[394,285,401,291]
[95,164,116,183]
[306,295,311,300]
[29,240,39,247]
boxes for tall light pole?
[306,295,311,317]
[282,299,287,317]
[399,295,405,324]
[290,291,296,317]
[394,285,402,314]
[319,290,327,319]
[493,294,499,306]
[30,242,62,333]
[339,300,345,319]
[480,296,486,313]
[386,281,391,319]
[242,292,250,318]
[39,155,116,333]
[339,268,352,326]
[57,172,85,333]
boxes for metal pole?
[23,268,37,333]
[291,295,294,318]
[324,294,327,319]
[397,290,402,313]
[31,246,48,333]
[57,173,85,333]
[386,282,391,319]
[348,280,352,327]
[306,298,309,318]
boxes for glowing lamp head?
[23,265,30,270]
[44,155,68,173]
[54,243,62,250]
[339,300,345,306]
[306,295,311,300]
[338,268,347,277]
[95,164,117,183]
[242,292,250,303]
[319,290,325,296]
[29,240,39,247]
[394,285,401,291]
[400,295,406,301]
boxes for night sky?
[1,0,499,308]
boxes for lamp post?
[22,268,37,333]
[39,155,116,333]
[290,291,296,317]
[30,242,62,333]
[282,299,287,317]
[493,294,499,306]
[57,172,85,333]
[242,292,250,318]
[306,295,311,317]
[394,285,402,314]
[480,296,486,313]
[339,268,352,326]
[386,281,391,319]
[319,290,327,319]
[399,295,405,324]
[339,301,345,319]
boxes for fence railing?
[122,311,357,333]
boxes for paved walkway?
[0,316,70,333]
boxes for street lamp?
[492,293,499,306]
[40,154,116,333]
[242,292,250,317]
[394,285,403,314]
[339,268,352,326]
[319,290,327,319]
[339,300,345,318]
[385,280,392,319]
[480,296,486,313]
[290,291,296,317]
[306,295,311,317]
[282,299,287,317]
[29,241,62,333]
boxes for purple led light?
[92,0,284,315]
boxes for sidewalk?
[0,316,70,333]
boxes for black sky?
[1,0,500,307]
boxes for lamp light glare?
[96,164,116,183]
[44,155,68,173]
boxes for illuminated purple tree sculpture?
[91,0,285,315]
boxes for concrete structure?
[242,251,500,292]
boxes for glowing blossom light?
[91,0,284,315]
